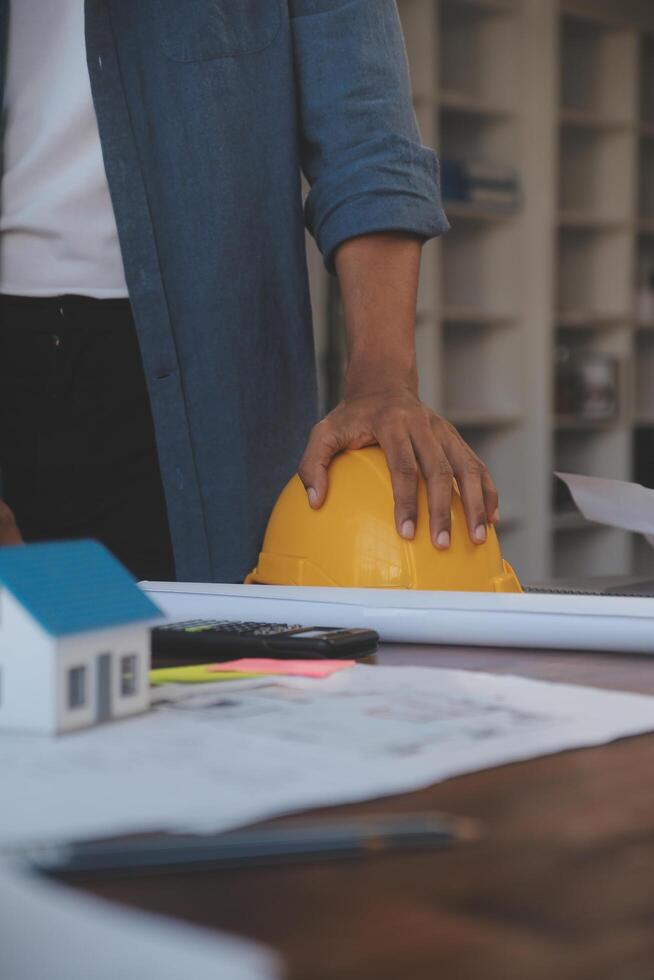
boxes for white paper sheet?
[556,471,654,547]
[0,860,281,980]
[3,665,654,849]
[141,581,654,654]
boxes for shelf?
[437,90,515,119]
[415,310,439,328]
[556,311,632,329]
[559,108,632,131]
[557,231,633,317]
[441,306,516,327]
[445,410,521,430]
[441,220,520,313]
[634,331,654,420]
[497,512,523,531]
[441,0,516,13]
[403,0,649,581]
[443,320,521,422]
[445,201,518,223]
[558,212,629,232]
[438,0,519,118]
[560,14,637,130]
[555,416,622,431]
[639,138,654,219]
[559,124,633,221]
[551,511,594,532]
[641,35,654,126]
[559,8,629,29]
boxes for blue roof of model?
[0,540,163,637]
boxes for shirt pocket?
[156,0,282,62]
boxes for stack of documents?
[3,665,654,848]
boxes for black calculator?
[151,620,379,664]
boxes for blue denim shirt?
[0,0,448,582]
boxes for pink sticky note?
[206,658,355,678]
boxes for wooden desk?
[78,645,654,980]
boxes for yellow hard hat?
[246,446,522,592]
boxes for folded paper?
[556,471,654,547]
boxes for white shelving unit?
[633,21,654,575]
[399,0,548,577]
[553,2,652,578]
[308,0,654,582]
[403,0,544,577]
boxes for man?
[0,0,499,582]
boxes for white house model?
[0,539,163,735]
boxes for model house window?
[120,654,139,697]
[67,666,86,709]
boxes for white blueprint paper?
[556,471,654,547]
[3,666,654,849]
[0,861,281,980]
[141,581,654,654]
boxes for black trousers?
[0,294,175,581]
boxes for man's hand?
[298,231,499,548]
[298,382,498,549]
[0,499,23,546]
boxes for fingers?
[377,432,419,540]
[481,466,500,526]
[0,499,23,546]
[412,425,453,550]
[441,427,495,545]
[297,400,500,553]
[297,421,344,508]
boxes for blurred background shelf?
[551,511,596,532]
[559,109,633,131]
[444,411,522,429]
[441,0,518,13]
[436,92,516,119]
[558,214,630,231]
[554,417,622,432]
[441,306,516,326]
[306,0,654,581]
[556,311,632,329]
[444,202,518,223]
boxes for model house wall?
[0,588,56,734]
[55,624,150,732]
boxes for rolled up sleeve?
[290,0,449,273]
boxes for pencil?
[26,812,480,880]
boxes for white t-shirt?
[0,0,128,298]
